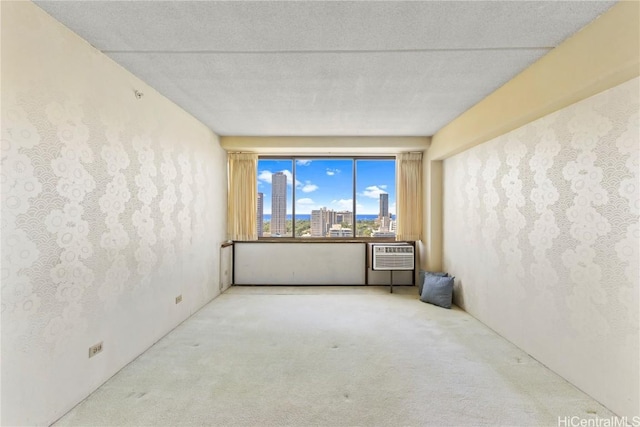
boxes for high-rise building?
[336,210,353,226]
[379,216,391,232]
[312,208,349,237]
[329,225,352,237]
[257,192,264,237]
[326,209,337,229]
[271,172,287,236]
[311,207,334,237]
[311,208,328,237]
[379,193,389,219]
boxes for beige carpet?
[54,286,614,426]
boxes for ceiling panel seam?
[102,47,554,55]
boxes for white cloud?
[301,181,318,193]
[326,168,340,176]
[258,170,273,184]
[357,205,379,215]
[379,184,387,189]
[362,185,388,199]
[258,169,301,187]
[331,198,354,210]
[284,170,302,187]
[280,169,293,185]
[296,160,312,166]
[296,197,317,214]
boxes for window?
[256,159,293,237]
[355,159,396,238]
[257,157,396,239]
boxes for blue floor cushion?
[418,270,448,295]
[420,274,454,309]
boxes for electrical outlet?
[88,342,103,358]
[175,295,182,304]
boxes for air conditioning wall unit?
[372,244,414,271]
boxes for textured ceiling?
[34,1,616,136]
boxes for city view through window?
[257,158,396,238]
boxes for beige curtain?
[396,152,423,241]
[227,152,258,241]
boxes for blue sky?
[257,158,396,215]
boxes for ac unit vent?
[372,245,414,270]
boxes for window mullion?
[292,157,296,238]
[352,159,356,238]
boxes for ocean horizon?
[261,214,394,221]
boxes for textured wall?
[1,3,227,425]
[443,77,639,417]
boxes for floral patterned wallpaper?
[1,2,228,425]
[443,77,639,417]
[2,97,224,351]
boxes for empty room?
[1,1,638,426]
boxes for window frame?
[257,155,397,241]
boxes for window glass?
[257,159,293,237]
[257,157,395,239]
[355,159,396,238]
[294,159,354,237]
